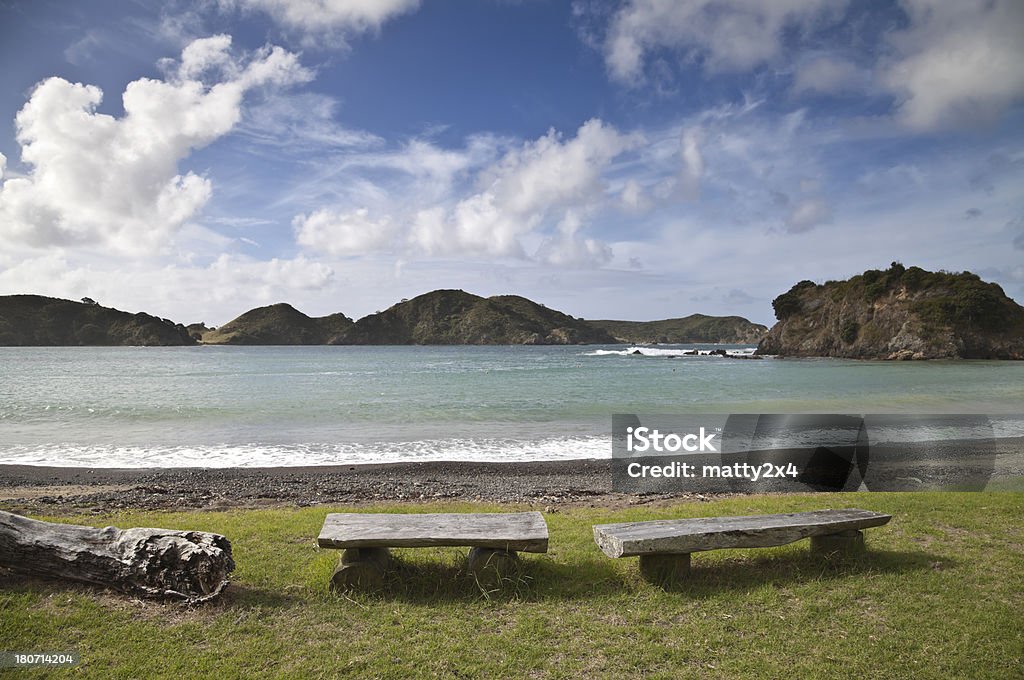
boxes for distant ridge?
[756,263,1024,359]
[201,303,353,345]
[587,315,767,344]
[0,295,195,346]
[334,289,616,345]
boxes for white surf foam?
[583,346,757,357]
[0,435,611,468]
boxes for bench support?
[810,530,865,558]
[466,547,520,589]
[331,547,391,592]
[639,553,691,584]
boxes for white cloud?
[619,179,652,213]
[223,0,420,46]
[293,207,395,255]
[0,252,334,323]
[603,0,845,83]
[535,210,614,268]
[793,56,864,94]
[883,0,1024,130]
[292,120,638,267]
[679,127,704,200]
[407,119,640,263]
[0,35,311,255]
[786,197,831,233]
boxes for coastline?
[2,436,1022,514]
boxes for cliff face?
[335,290,617,345]
[588,315,767,344]
[201,303,353,345]
[756,264,1024,359]
[0,295,195,346]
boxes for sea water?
[1,345,1022,467]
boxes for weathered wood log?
[0,510,234,603]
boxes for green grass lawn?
[1,493,1022,678]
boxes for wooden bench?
[317,511,549,590]
[593,508,892,583]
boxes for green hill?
[0,295,195,346]
[756,263,1024,359]
[201,303,353,345]
[335,290,616,345]
[588,314,767,344]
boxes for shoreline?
[2,436,1022,514]
[0,459,637,513]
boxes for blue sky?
[1,0,1022,326]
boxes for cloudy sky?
[1,0,1022,326]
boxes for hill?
[201,303,353,345]
[756,263,1024,359]
[0,295,195,346]
[335,290,616,345]
[588,314,767,344]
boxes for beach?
[2,436,1022,514]
[0,459,632,513]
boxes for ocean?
[1,345,1023,468]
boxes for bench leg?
[639,553,691,584]
[331,548,391,592]
[466,547,520,590]
[811,530,865,558]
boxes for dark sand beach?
[1,437,1021,514]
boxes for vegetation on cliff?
[757,263,1024,359]
[0,295,195,346]
[588,315,766,344]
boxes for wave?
[584,346,757,358]
[0,435,611,468]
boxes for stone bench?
[317,511,549,590]
[593,508,892,583]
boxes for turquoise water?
[1,345,1022,467]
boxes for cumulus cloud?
[535,210,614,267]
[602,0,844,83]
[293,207,395,255]
[619,179,652,213]
[406,119,640,264]
[223,0,420,46]
[883,0,1024,130]
[0,35,311,255]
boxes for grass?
[1,493,1022,678]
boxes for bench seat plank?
[318,512,549,553]
[594,509,890,558]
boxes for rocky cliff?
[335,290,616,345]
[0,295,195,346]
[201,303,353,345]
[756,264,1024,359]
[588,314,767,344]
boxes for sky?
[0,0,1022,327]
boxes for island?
[756,263,1024,359]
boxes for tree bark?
[0,510,233,603]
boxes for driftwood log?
[0,510,234,603]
